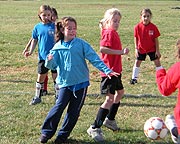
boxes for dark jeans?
[41,87,87,140]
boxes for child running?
[39,16,119,144]
[23,7,58,96]
[87,8,129,142]
[22,5,58,105]
[156,40,180,144]
[130,8,161,84]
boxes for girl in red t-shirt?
[156,40,180,143]
[130,8,161,84]
[87,8,129,142]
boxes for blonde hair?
[99,8,121,30]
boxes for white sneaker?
[103,118,120,131]
[165,114,178,143]
[87,125,104,142]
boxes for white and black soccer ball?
[144,117,168,140]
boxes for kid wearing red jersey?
[87,8,129,142]
[130,8,161,84]
[156,40,180,143]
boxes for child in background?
[22,5,58,105]
[23,7,58,96]
[87,8,129,142]
[130,8,161,84]
[39,16,119,144]
[156,40,180,144]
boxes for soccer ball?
[144,117,168,140]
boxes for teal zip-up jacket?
[45,37,112,88]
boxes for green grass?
[0,0,180,143]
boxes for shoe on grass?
[103,118,120,131]
[39,134,49,143]
[165,114,178,143]
[129,79,137,85]
[87,125,104,142]
[54,138,67,144]
[29,97,41,105]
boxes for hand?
[135,49,139,58]
[22,49,28,55]
[107,71,120,79]
[156,51,161,59]
[123,48,129,55]
[47,54,53,61]
[23,51,31,58]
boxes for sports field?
[0,0,180,143]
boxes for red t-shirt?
[134,22,160,54]
[100,29,122,77]
[156,62,180,133]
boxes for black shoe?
[129,79,137,85]
[54,138,66,144]
[40,134,49,143]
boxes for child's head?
[99,8,121,31]
[140,8,152,25]
[55,17,77,42]
[38,5,52,24]
[51,7,58,23]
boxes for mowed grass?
[0,0,180,143]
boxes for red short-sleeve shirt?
[100,29,122,77]
[134,22,160,54]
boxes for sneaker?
[87,125,104,142]
[40,134,49,143]
[165,114,178,143]
[29,97,41,105]
[42,90,48,96]
[103,118,120,131]
[54,138,66,144]
[129,79,137,85]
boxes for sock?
[177,135,180,143]
[107,102,120,120]
[92,107,109,128]
[156,66,163,71]
[35,82,44,98]
[44,75,48,91]
[132,66,139,79]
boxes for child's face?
[108,14,121,31]
[39,10,52,24]
[141,12,151,25]
[51,12,58,23]
[63,21,77,42]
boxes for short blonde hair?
[99,8,121,30]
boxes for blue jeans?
[41,87,88,140]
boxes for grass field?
[0,0,180,143]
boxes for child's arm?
[45,52,58,70]
[155,38,161,58]
[22,38,33,55]
[23,39,38,57]
[134,37,139,58]
[100,46,129,55]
